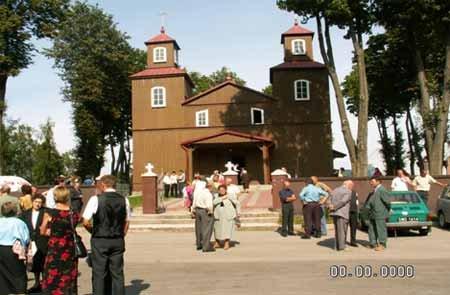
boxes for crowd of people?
[279,176,389,251]
[0,174,129,295]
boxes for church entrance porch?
[193,143,263,183]
[181,130,273,184]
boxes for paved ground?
[33,227,450,294]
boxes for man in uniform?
[366,176,391,251]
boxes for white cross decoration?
[225,161,235,173]
[142,162,157,177]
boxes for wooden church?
[130,21,333,190]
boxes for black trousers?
[170,184,177,197]
[164,184,170,198]
[91,237,125,295]
[303,202,321,237]
[0,246,27,295]
[194,208,214,250]
[281,203,294,234]
[349,211,358,244]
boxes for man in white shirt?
[82,175,130,294]
[43,176,66,209]
[225,178,241,198]
[191,180,215,252]
[413,169,446,206]
[169,171,178,197]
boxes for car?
[436,185,450,228]
[359,191,432,236]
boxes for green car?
[360,191,432,236]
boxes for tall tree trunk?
[392,115,404,170]
[413,31,450,174]
[110,140,116,175]
[407,108,424,169]
[405,110,416,175]
[316,16,361,175]
[0,74,8,175]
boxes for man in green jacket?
[365,177,391,251]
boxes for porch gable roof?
[181,130,273,147]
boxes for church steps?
[130,216,279,225]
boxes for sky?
[5,0,384,173]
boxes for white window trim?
[151,86,166,108]
[294,80,310,101]
[153,47,167,63]
[291,39,306,55]
[251,107,265,125]
[195,109,209,127]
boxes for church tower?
[145,26,181,68]
[269,21,332,177]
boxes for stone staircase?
[128,210,280,232]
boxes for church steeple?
[281,20,314,62]
[145,27,181,68]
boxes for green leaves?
[189,66,246,95]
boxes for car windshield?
[389,193,421,204]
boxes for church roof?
[130,66,194,86]
[145,27,180,50]
[281,21,314,43]
[182,79,276,106]
[270,61,326,83]
[181,130,273,147]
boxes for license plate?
[398,217,419,222]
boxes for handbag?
[69,210,87,258]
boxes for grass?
[129,195,142,209]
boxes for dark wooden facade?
[131,23,333,191]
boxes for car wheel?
[419,228,430,236]
[438,212,448,228]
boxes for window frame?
[251,107,265,125]
[153,47,167,63]
[195,109,209,127]
[291,39,306,55]
[294,80,310,101]
[151,86,166,108]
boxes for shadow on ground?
[82,279,151,295]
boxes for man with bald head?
[329,180,354,251]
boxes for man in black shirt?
[279,180,297,237]
[349,190,359,247]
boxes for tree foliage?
[46,1,146,181]
[0,0,69,174]
[189,66,246,95]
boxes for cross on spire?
[159,12,168,33]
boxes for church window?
[196,110,209,127]
[251,108,264,125]
[294,80,310,101]
[292,39,306,55]
[153,47,167,63]
[151,87,166,108]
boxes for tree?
[262,85,273,96]
[277,0,375,176]
[61,149,77,177]
[1,119,37,181]
[375,0,450,174]
[189,66,246,95]
[343,33,421,174]
[0,0,69,174]
[46,2,146,181]
[32,119,63,185]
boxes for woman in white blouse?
[391,169,413,191]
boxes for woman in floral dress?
[40,187,80,295]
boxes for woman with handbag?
[0,201,30,295]
[213,185,240,250]
[40,187,82,294]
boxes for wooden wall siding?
[283,35,314,61]
[185,84,271,106]
[146,42,176,68]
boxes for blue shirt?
[299,184,328,203]
[0,217,30,246]
[279,188,295,203]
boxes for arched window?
[153,47,167,63]
[151,86,166,108]
[291,39,306,55]
[294,80,310,101]
[196,109,209,127]
[251,108,264,125]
